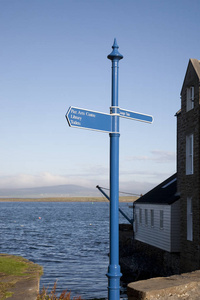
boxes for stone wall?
[119,226,200,300]
[119,225,180,286]
[133,240,180,276]
[177,61,200,272]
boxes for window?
[186,86,194,111]
[139,208,142,224]
[187,197,193,241]
[151,209,154,227]
[145,209,148,226]
[160,210,164,229]
[186,134,193,175]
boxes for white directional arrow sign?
[119,108,153,123]
[66,106,112,133]
[66,106,153,133]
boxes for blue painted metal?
[96,185,133,224]
[65,39,154,300]
[66,106,112,133]
[66,106,153,133]
[107,38,123,300]
[120,108,153,123]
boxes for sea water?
[0,201,132,299]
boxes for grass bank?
[0,254,43,300]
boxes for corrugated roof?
[134,173,179,205]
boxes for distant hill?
[0,184,99,198]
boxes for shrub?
[36,282,82,300]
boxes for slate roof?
[190,58,200,79]
[181,58,200,94]
[176,59,200,117]
[134,173,180,205]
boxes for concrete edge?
[127,270,200,300]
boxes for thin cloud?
[0,173,93,189]
[119,180,156,195]
[126,150,176,163]
[119,171,176,195]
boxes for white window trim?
[187,197,193,241]
[186,134,193,175]
[186,86,194,112]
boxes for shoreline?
[0,196,137,203]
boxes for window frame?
[186,134,194,175]
[187,197,193,241]
[186,86,194,112]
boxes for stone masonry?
[177,59,200,272]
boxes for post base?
[107,265,122,300]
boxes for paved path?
[7,276,40,300]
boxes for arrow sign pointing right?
[119,108,153,123]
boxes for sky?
[1,0,200,196]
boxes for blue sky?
[1,0,200,195]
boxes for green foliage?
[0,255,28,276]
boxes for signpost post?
[107,39,123,300]
[65,39,153,300]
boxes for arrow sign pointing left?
[66,106,112,133]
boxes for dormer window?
[186,86,194,111]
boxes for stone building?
[177,58,200,272]
[133,58,200,274]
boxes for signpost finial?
[107,39,123,61]
[113,38,119,48]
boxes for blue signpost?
[107,39,123,300]
[119,108,153,123]
[65,39,153,300]
[66,106,112,133]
